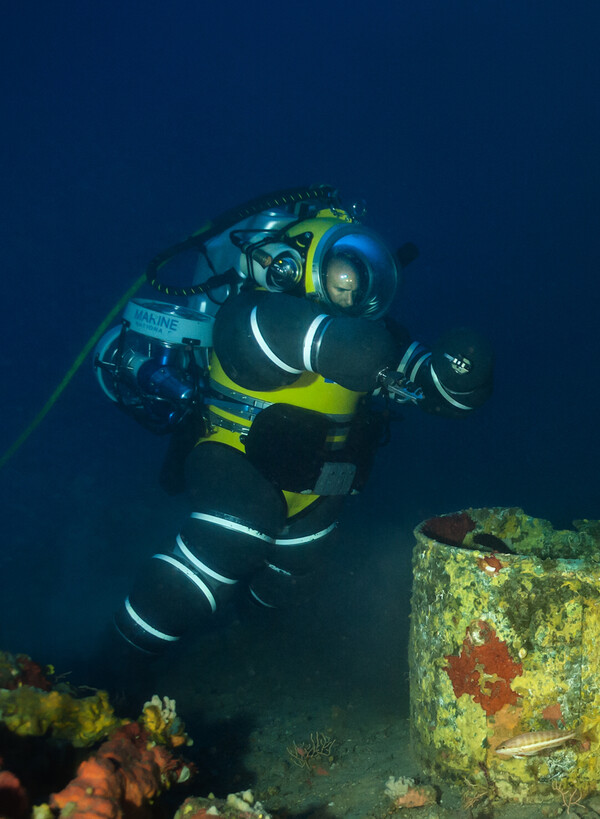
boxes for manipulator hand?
[377,368,424,404]
[380,328,494,416]
[427,327,494,415]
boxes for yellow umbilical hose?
[0,185,339,471]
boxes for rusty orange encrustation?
[444,620,523,715]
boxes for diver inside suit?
[94,185,494,655]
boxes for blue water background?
[0,1,598,695]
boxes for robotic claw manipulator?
[90,184,493,656]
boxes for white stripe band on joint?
[397,341,422,373]
[249,587,277,608]
[409,352,431,382]
[430,365,472,410]
[274,521,338,546]
[250,306,302,374]
[190,512,275,543]
[175,534,238,585]
[152,553,217,612]
[124,595,179,642]
[302,314,330,372]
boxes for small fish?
[495,729,576,758]
[472,533,513,554]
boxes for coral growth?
[287,732,335,771]
[476,554,504,575]
[174,790,271,818]
[542,702,564,728]
[141,694,191,748]
[0,770,29,819]
[552,782,584,813]
[47,721,192,817]
[0,651,52,692]
[0,649,194,818]
[384,776,437,809]
[0,685,122,747]
[444,620,523,715]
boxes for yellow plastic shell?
[284,209,353,297]
[201,354,364,519]
[208,354,362,417]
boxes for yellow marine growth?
[141,693,192,748]
[0,685,123,747]
[409,507,600,803]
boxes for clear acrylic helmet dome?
[311,227,399,318]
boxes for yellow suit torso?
[198,353,364,517]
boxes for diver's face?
[325,259,359,308]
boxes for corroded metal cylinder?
[409,507,600,802]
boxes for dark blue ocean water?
[0,0,598,731]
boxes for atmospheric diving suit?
[94,185,493,655]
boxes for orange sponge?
[50,722,188,818]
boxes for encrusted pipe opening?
[409,506,600,803]
[420,507,600,561]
